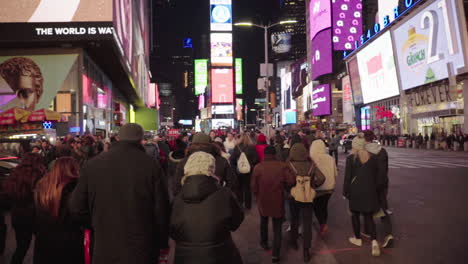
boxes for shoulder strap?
[289,162,298,174]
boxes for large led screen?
[212,118,234,129]
[194,59,208,95]
[332,0,363,50]
[281,69,297,125]
[210,0,232,31]
[312,84,331,116]
[211,69,234,104]
[291,58,309,97]
[347,57,363,104]
[309,0,332,41]
[356,31,400,104]
[342,75,354,123]
[211,33,233,67]
[302,83,313,112]
[393,0,467,90]
[311,28,333,80]
[235,58,243,94]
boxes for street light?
[235,20,297,137]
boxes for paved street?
[2,147,468,264]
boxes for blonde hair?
[352,133,370,164]
[237,134,253,146]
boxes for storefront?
[359,97,401,136]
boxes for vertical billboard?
[357,31,399,104]
[342,76,354,123]
[311,28,333,80]
[332,0,363,50]
[281,69,297,125]
[309,0,332,41]
[194,59,208,95]
[236,99,243,120]
[392,0,467,90]
[347,56,363,104]
[302,83,314,112]
[210,0,232,31]
[211,69,233,103]
[291,59,309,97]
[211,33,233,67]
[235,58,243,94]
[312,84,331,116]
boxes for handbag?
[311,161,326,188]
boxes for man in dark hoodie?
[364,130,394,248]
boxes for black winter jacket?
[69,142,170,264]
[170,175,244,264]
[230,143,258,174]
[34,181,84,264]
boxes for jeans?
[329,150,338,165]
[11,224,33,264]
[314,194,332,225]
[351,211,377,240]
[237,173,252,209]
[260,216,283,258]
[290,201,314,249]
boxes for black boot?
[260,241,270,250]
[304,249,311,262]
[272,256,280,263]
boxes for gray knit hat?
[119,123,144,142]
[192,133,211,144]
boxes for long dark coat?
[170,175,244,264]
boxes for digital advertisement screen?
[212,118,234,129]
[210,0,232,31]
[291,58,309,97]
[179,120,193,126]
[342,76,354,123]
[212,105,234,114]
[360,106,371,131]
[281,69,297,125]
[302,82,313,112]
[198,94,205,110]
[211,69,234,104]
[377,0,399,26]
[211,33,233,67]
[312,84,331,116]
[236,99,243,120]
[311,28,333,80]
[309,0,332,41]
[147,83,156,108]
[392,0,467,90]
[332,0,363,50]
[347,57,363,105]
[235,58,243,94]
[194,59,208,95]
[272,32,292,54]
[356,31,400,104]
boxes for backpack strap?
[289,162,298,175]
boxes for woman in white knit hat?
[343,133,383,257]
[170,152,244,264]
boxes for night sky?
[152,0,281,122]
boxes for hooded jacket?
[170,175,244,264]
[365,142,389,189]
[310,140,337,194]
[255,134,268,162]
[173,143,237,197]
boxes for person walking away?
[328,132,340,166]
[168,139,187,199]
[224,132,236,155]
[143,136,160,161]
[231,134,258,209]
[170,152,244,264]
[310,140,337,236]
[214,142,231,163]
[288,143,324,262]
[173,133,237,197]
[343,134,383,257]
[69,123,170,264]
[251,146,296,263]
[2,153,46,264]
[364,130,394,248]
[255,134,269,162]
[34,157,84,264]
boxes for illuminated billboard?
[210,0,232,31]
[392,0,467,90]
[212,118,234,129]
[236,99,243,120]
[211,33,233,67]
[194,59,208,95]
[235,58,243,94]
[356,31,399,104]
[312,84,331,116]
[280,68,297,125]
[347,56,363,104]
[211,69,234,103]
[311,28,333,80]
[332,0,363,50]
[342,76,353,123]
[212,105,234,114]
[309,0,331,41]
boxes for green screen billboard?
[235,58,243,94]
[194,59,208,95]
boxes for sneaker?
[386,209,393,215]
[372,240,381,256]
[382,235,394,248]
[349,237,362,247]
[360,232,371,239]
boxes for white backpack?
[237,146,251,174]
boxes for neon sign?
[42,121,52,129]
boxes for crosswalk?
[337,156,468,169]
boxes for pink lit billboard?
[332,0,363,50]
[309,0,331,41]
[211,69,234,104]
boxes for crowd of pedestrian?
[0,123,394,263]
[377,132,468,151]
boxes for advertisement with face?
[357,31,400,104]
[291,59,309,97]
[302,82,313,112]
[0,54,78,111]
[281,69,297,125]
[272,32,292,54]
[211,69,233,104]
[210,0,232,31]
[312,84,331,116]
[309,0,332,41]
[393,0,467,91]
[311,28,333,80]
[211,33,233,67]
[347,56,363,104]
[332,0,363,50]
[212,118,234,129]
[342,75,354,123]
[195,59,208,95]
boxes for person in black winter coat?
[173,133,237,197]
[344,134,383,257]
[170,152,244,264]
[69,123,170,264]
[230,134,258,209]
[167,139,187,200]
[34,157,84,264]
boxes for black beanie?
[119,123,144,142]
